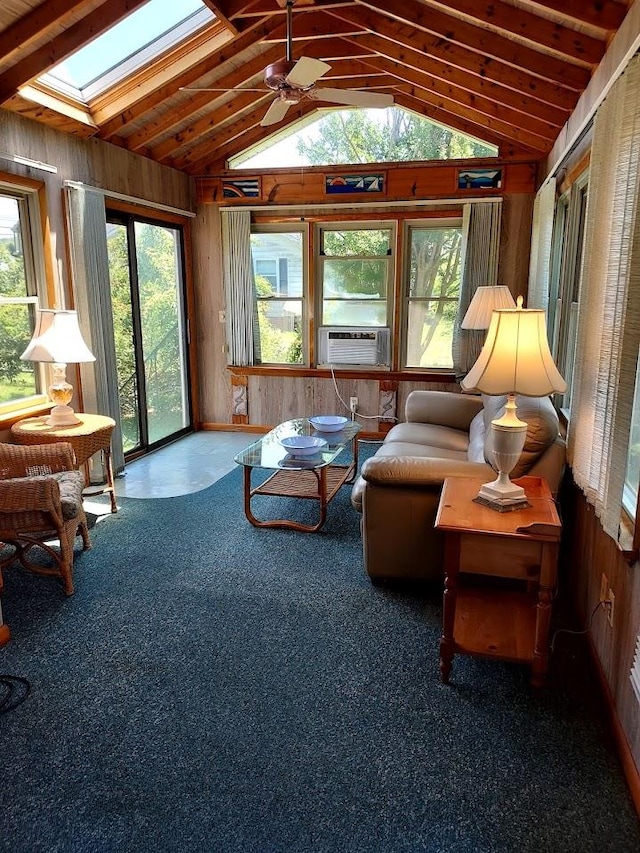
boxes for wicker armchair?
[0,442,91,595]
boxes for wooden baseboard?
[587,632,640,816]
[0,623,10,646]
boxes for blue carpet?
[0,457,639,853]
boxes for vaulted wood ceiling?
[0,0,633,175]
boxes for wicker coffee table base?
[243,463,355,532]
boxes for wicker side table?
[11,413,118,513]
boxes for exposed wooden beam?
[200,1,239,33]
[362,55,561,141]
[530,0,629,32]
[187,101,321,174]
[152,91,271,161]
[0,0,97,67]
[344,31,575,116]
[97,16,281,139]
[0,0,151,104]
[154,71,393,163]
[262,11,368,42]
[122,47,282,151]
[401,0,606,66]
[339,2,590,90]
[395,92,546,156]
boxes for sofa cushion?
[376,441,468,461]
[481,394,560,478]
[384,421,470,453]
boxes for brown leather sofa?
[351,390,566,584]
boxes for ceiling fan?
[182,0,394,127]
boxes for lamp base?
[46,404,81,428]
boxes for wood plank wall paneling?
[562,477,640,807]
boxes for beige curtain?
[221,209,259,366]
[568,53,640,540]
[64,184,125,475]
[527,178,556,312]
[452,200,502,374]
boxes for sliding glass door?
[106,213,191,456]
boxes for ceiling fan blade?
[260,98,292,127]
[285,57,331,88]
[309,88,394,108]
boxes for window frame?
[315,221,395,332]
[250,222,308,367]
[401,217,464,371]
[0,175,54,420]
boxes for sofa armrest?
[361,455,494,488]
[404,390,483,431]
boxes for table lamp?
[461,296,566,509]
[20,309,95,427]
[461,285,516,331]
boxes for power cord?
[0,675,31,714]
[550,599,608,654]
[328,363,399,423]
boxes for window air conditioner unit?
[318,326,391,366]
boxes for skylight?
[42,0,213,100]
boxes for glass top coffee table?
[234,418,361,532]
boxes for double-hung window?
[0,182,49,415]
[317,224,393,327]
[403,220,463,369]
[250,225,307,365]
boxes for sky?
[50,0,206,89]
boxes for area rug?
[0,462,638,853]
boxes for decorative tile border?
[222,178,261,199]
[456,168,502,190]
[325,173,385,194]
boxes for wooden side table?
[11,414,118,514]
[434,475,561,688]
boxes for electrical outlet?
[607,588,615,628]
[600,573,609,603]
[349,396,358,413]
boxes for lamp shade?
[461,286,516,330]
[461,300,566,396]
[20,309,95,364]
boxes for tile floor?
[113,431,251,499]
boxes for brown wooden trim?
[586,631,640,816]
[0,624,10,647]
[228,365,457,383]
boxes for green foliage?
[0,239,37,397]
[254,273,302,364]
[107,223,185,448]
[296,107,496,165]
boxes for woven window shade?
[568,53,640,540]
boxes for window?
[250,227,306,365]
[0,184,48,415]
[317,225,393,327]
[403,221,463,369]
[550,171,588,415]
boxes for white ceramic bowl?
[280,435,328,457]
[309,415,349,433]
